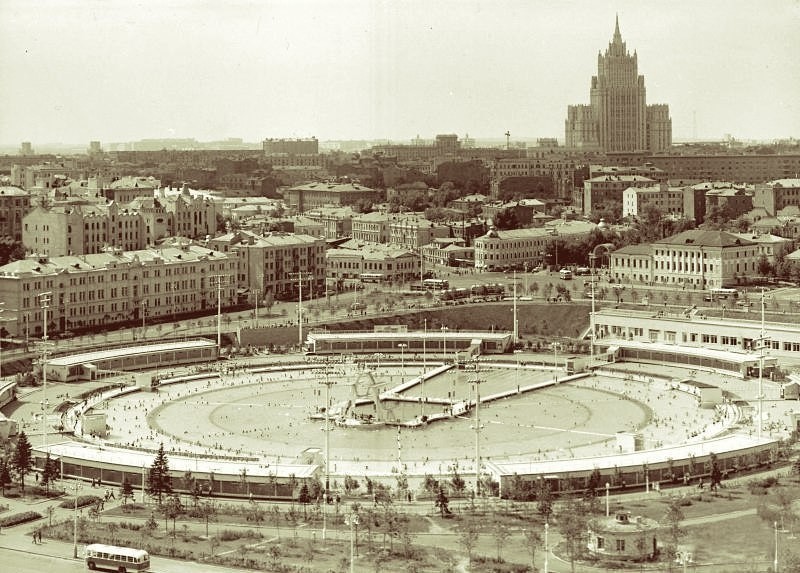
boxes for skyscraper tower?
[565,16,671,153]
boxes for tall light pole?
[290,272,313,351]
[775,520,779,573]
[589,253,597,365]
[757,288,769,440]
[320,364,335,541]
[0,302,4,380]
[605,482,610,516]
[141,299,147,333]
[209,275,226,350]
[398,343,407,373]
[38,292,52,448]
[346,512,359,573]
[544,520,549,573]
[441,325,448,362]
[471,362,485,497]
[512,271,519,344]
[70,479,80,557]
[253,288,260,328]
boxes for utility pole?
[253,288,260,328]
[505,131,511,150]
[289,272,313,350]
[38,292,53,448]
[209,275,226,350]
[512,271,519,344]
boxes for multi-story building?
[284,182,378,212]
[730,233,792,264]
[0,244,236,339]
[608,244,653,284]
[325,241,420,287]
[351,211,392,244]
[610,230,763,288]
[22,190,216,256]
[473,221,597,271]
[704,185,753,220]
[753,179,800,216]
[10,161,83,190]
[263,138,319,155]
[0,186,32,241]
[303,207,355,240]
[609,154,800,184]
[489,156,579,200]
[622,183,694,220]
[589,164,668,182]
[208,230,326,300]
[583,175,655,215]
[565,17,671,153]
[389,216,449,250]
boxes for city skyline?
[1,0,799,146]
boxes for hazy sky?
[1,0,798,145]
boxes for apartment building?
[621,183,692,219]
[326,241,420,286]
[10,161,82,190]
[473,220,597,271]
[284,182,377,212]
[303,207,355,240]
[489,156,578,200]
[208,230,326,300]
[389,216,449,250]
[753,179,800,216]
[0,244,236,338]
[0,186,32,241]
[583,175,655,216]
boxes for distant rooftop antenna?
[505,131,511,149]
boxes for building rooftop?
[654,229,756,248]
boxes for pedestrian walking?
[32,530,37,544]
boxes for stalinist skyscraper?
[565,16,672,153]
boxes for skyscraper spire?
[613,13,622,44]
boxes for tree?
[40,453,60,495]
[537,478,554,519]
[11,430,34,493]
[492,516,511,562]
[709,452,723,492]
[459,516,481,566]
[435,486,450,517]
[120,479,134,505]
[161,494,184,537]
[298,483,311,520]
[199,501,218,537]
[523,527,543,571]
[557,497,590,573]
[146,443,172,505]
[661,498,686,565]
[0,458,11,495]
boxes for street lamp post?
[290,272,313,351]
[72,480,80,558]
[0,302,4,380]
[775,520,779,573]
[320,365,335,541]
[441,325,448,362]
[398,343,407,372]
[544,520,549,573]
[39,292,52,448]
[209,275,226,350]
[253,288,260,328]
[605,482,610,516]
[471,362,485,497]
[346,512,359,573]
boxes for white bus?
[559,269,573,280]
[359,273,385,283]
[706,287,739,301]
[422,278,449,290]
[85,543,150,572]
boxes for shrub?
[0,511,43,527]
[59,495,103,509]
[216,528,262,542]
